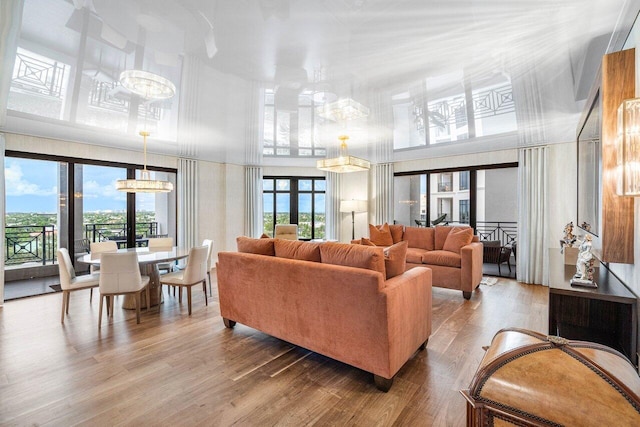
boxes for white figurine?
[574,235,593,281]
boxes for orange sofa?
[363,224,483,300]
[216,238,432,391]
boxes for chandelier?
[317,98,370,122]
[116,131,174,193]
[116,69,175,193]
[317,135,370,173]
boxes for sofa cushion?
[369,223,394,246]
[406,247,429,264]
[443,227,474,253]
[320,242,386,277]
[384,241,408,279]
[403,226,435,251]
[389,224,404,244]
[237,236,275,256]
[434,226,453,250]
[360,237,376,246]
[274,239,321,262]
[422,250,462,268]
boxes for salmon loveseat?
[363,224,483,300]
[216,237,432,391]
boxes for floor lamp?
[340,200,368,240]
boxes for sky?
[4,157,156,213]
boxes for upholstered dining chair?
[89,241,118,302]
[202,239,214,296]
[57,248,100,324]
[148,237,174,274]
[158,245,208,315]
[98,252,150,328]
[274,224,298,240]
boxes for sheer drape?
[245,166,263,237]
[325,172,341,240]
[374,163,394,225]
[517,146,549,285]
[0,0,23,305]
[178,158,198,250]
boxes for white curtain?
[517,146,549,285]
[325,172,341,240]
[374,163,394,225]
[177,158,198,250]
[245,166,262,237]
[0,0,23,305]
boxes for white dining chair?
[57,248,100,324]
[88,241,118,302]
[274,224,298,240]
[202,239,214,296]
[148,237,174,274]
[98,252,150,328]
[158,245,208,315]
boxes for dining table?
[78,246,190,309]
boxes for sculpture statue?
[559,221,576,254]
[571,235,596,287]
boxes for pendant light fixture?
[116,69,175,193]
[316,135,370,173]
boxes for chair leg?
[66,292,71,314]
[207,271,212,297]
[98,295,104,329]
[146,285,151,312]
[110,296,115,318]
[498,263,502,277]
[90,288,93,303]
[187,287,192,315]
[507,259,512,273]
[179,287,183,303]
[203,280,208,306]
[61,291,68,323]
[135,292,141,324]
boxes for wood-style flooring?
[0,276,548,426]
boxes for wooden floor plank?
[0,277,548,426]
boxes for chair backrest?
[182,246,209,284]
[274,224,298,240]
[90,241,118,260]
[57,248,76,290]
[202,239,214,270]
[99,252,143,293]
[148,237,174,249]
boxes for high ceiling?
[3,0,636,164]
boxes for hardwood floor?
[0,276,548,426]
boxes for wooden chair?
[98,252,150,328]
[57,248,100,324]
[158,246,208,315]
[482,240,512,277]
[88,241,118,302]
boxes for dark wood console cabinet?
[548,249,638,365]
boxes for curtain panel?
[374,163,393,225]
[177,158,198,250]
[517,146,549,285]
[245,166,263,237]
[325,172,341,241]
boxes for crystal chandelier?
[317,135,370,173]
[116,131,174,193]
[317,98,370,122]
[116,69,175,192]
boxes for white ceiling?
[4,0,637,164]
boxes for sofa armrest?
[460,241,483,293]
[381,266,432,378]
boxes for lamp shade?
[340,200,367,213]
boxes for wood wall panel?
[601,49,635,264]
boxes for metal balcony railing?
[5,225,56,266]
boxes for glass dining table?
[78,246,190,309]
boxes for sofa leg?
[223,318,236,328]
[419,339,428,350]
[374,374,394,392]
[463,291,472,300]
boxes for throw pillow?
[384,241,408,279]
[434,226,453,250]
[388,224,404,244]
[369,223,394,246]
[236,236,275,256]
[442,227,474,253]
[360,237,376,246]
[274,239,321,262]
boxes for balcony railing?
[475,221,517,247]
[5,225,56,266]
[4,222,159,266]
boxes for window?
[459,171,470,191]
[438,173,453,192]
[262,89,326,157]
[459,200,470,224]
[437,198,453,221]
[263,177,326,239]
